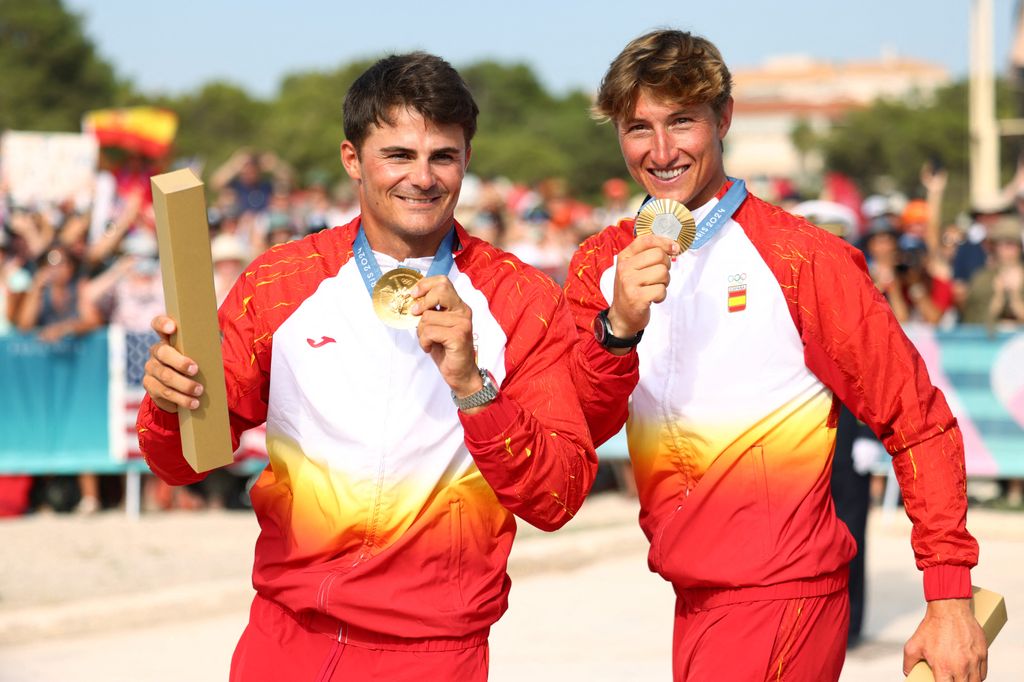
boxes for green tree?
[535,91,624,200]
[460,61,558,183]
[789,117,818,184]
[0,0,123,132]
[128,57,627,198]
[158,82,269,173]
[816,79,1018,215]
[462,62,625,201]
[462,61,553,129]
[260,60,375,186]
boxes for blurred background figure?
[15,244,100,343]
[210,233,251,307]
[84,231,163,332]
[953,199,1009,310]
[960,214,1024,326]
[15,243,104,513]
[861,214,910,320]
[589,177,634,235]
[211,149,294,217]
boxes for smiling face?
[341,106,469,259]
[617,90,732,209]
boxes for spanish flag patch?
[727,273,747,312]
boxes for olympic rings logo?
[728,273,747,283]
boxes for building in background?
[725,52,951,183]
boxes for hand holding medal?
[353,224,482,399]
[607,232,680,351]
[408,275,482,400]
[354,225,457,330]
[603,180,749,354]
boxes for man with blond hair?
[566,29,987,681]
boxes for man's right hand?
[607,233,680,344]
[142,315,204,413]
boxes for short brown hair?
[343,52,479,151]
[594,30,732,124]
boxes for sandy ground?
[0,492,1020,680]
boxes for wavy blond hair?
[594,29,732,124]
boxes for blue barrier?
[1,329,134,474]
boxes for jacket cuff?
[139,396,181,436]
[581,332,639,376]
[923,565,972,601]
[459,392,520,442]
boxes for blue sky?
[65,0,1015,98]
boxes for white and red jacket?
[566,182,977,605]
[138,218,597,644]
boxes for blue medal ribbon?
[637,176,748,250]
[352,224,457,297]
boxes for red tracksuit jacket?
[566,184,977,605]
[138,218,597,643]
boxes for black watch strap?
[594,308,644,349]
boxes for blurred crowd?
[783,164,1024,333]
[3,148,1024,513]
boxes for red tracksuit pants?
[230,594,489,682]
[672,589,849,681]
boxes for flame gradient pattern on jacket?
[565,184,977,603]
[138,218,597,642]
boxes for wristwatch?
[593,308,644,349]
[452,368,499,411]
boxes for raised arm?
[414,272,599,531]
[136,271,269,485]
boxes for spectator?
[585,177,635,240]
[83,191,145,270]
[16,244,104,513]
[6,208,55,263]
[15,245,101,343]
[210,234,251,306]
[920,221,963,328]
[83,231,164,334]
[960,215,1024,326]
[0,241,31,335]
[861,217,911,321]
[464,178,510,247]
[266,213,297,247]
[210,149,294,216]
[112,153,159,209]
[953,199,1009,308]
[898,242,947,325]
[790,202,880,648]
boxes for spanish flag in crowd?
[82,107,178,158]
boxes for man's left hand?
[903,598,987,681]
[411,276,483,400]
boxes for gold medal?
[372,267,423,329]
[634,199,696,252]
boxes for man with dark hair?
[342,52,478,149]
[565,29,986,681]
[138,52,596,681]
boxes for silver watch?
[452,368,499,411]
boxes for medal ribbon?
[352,224,456,297]
[637,177,748,250]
